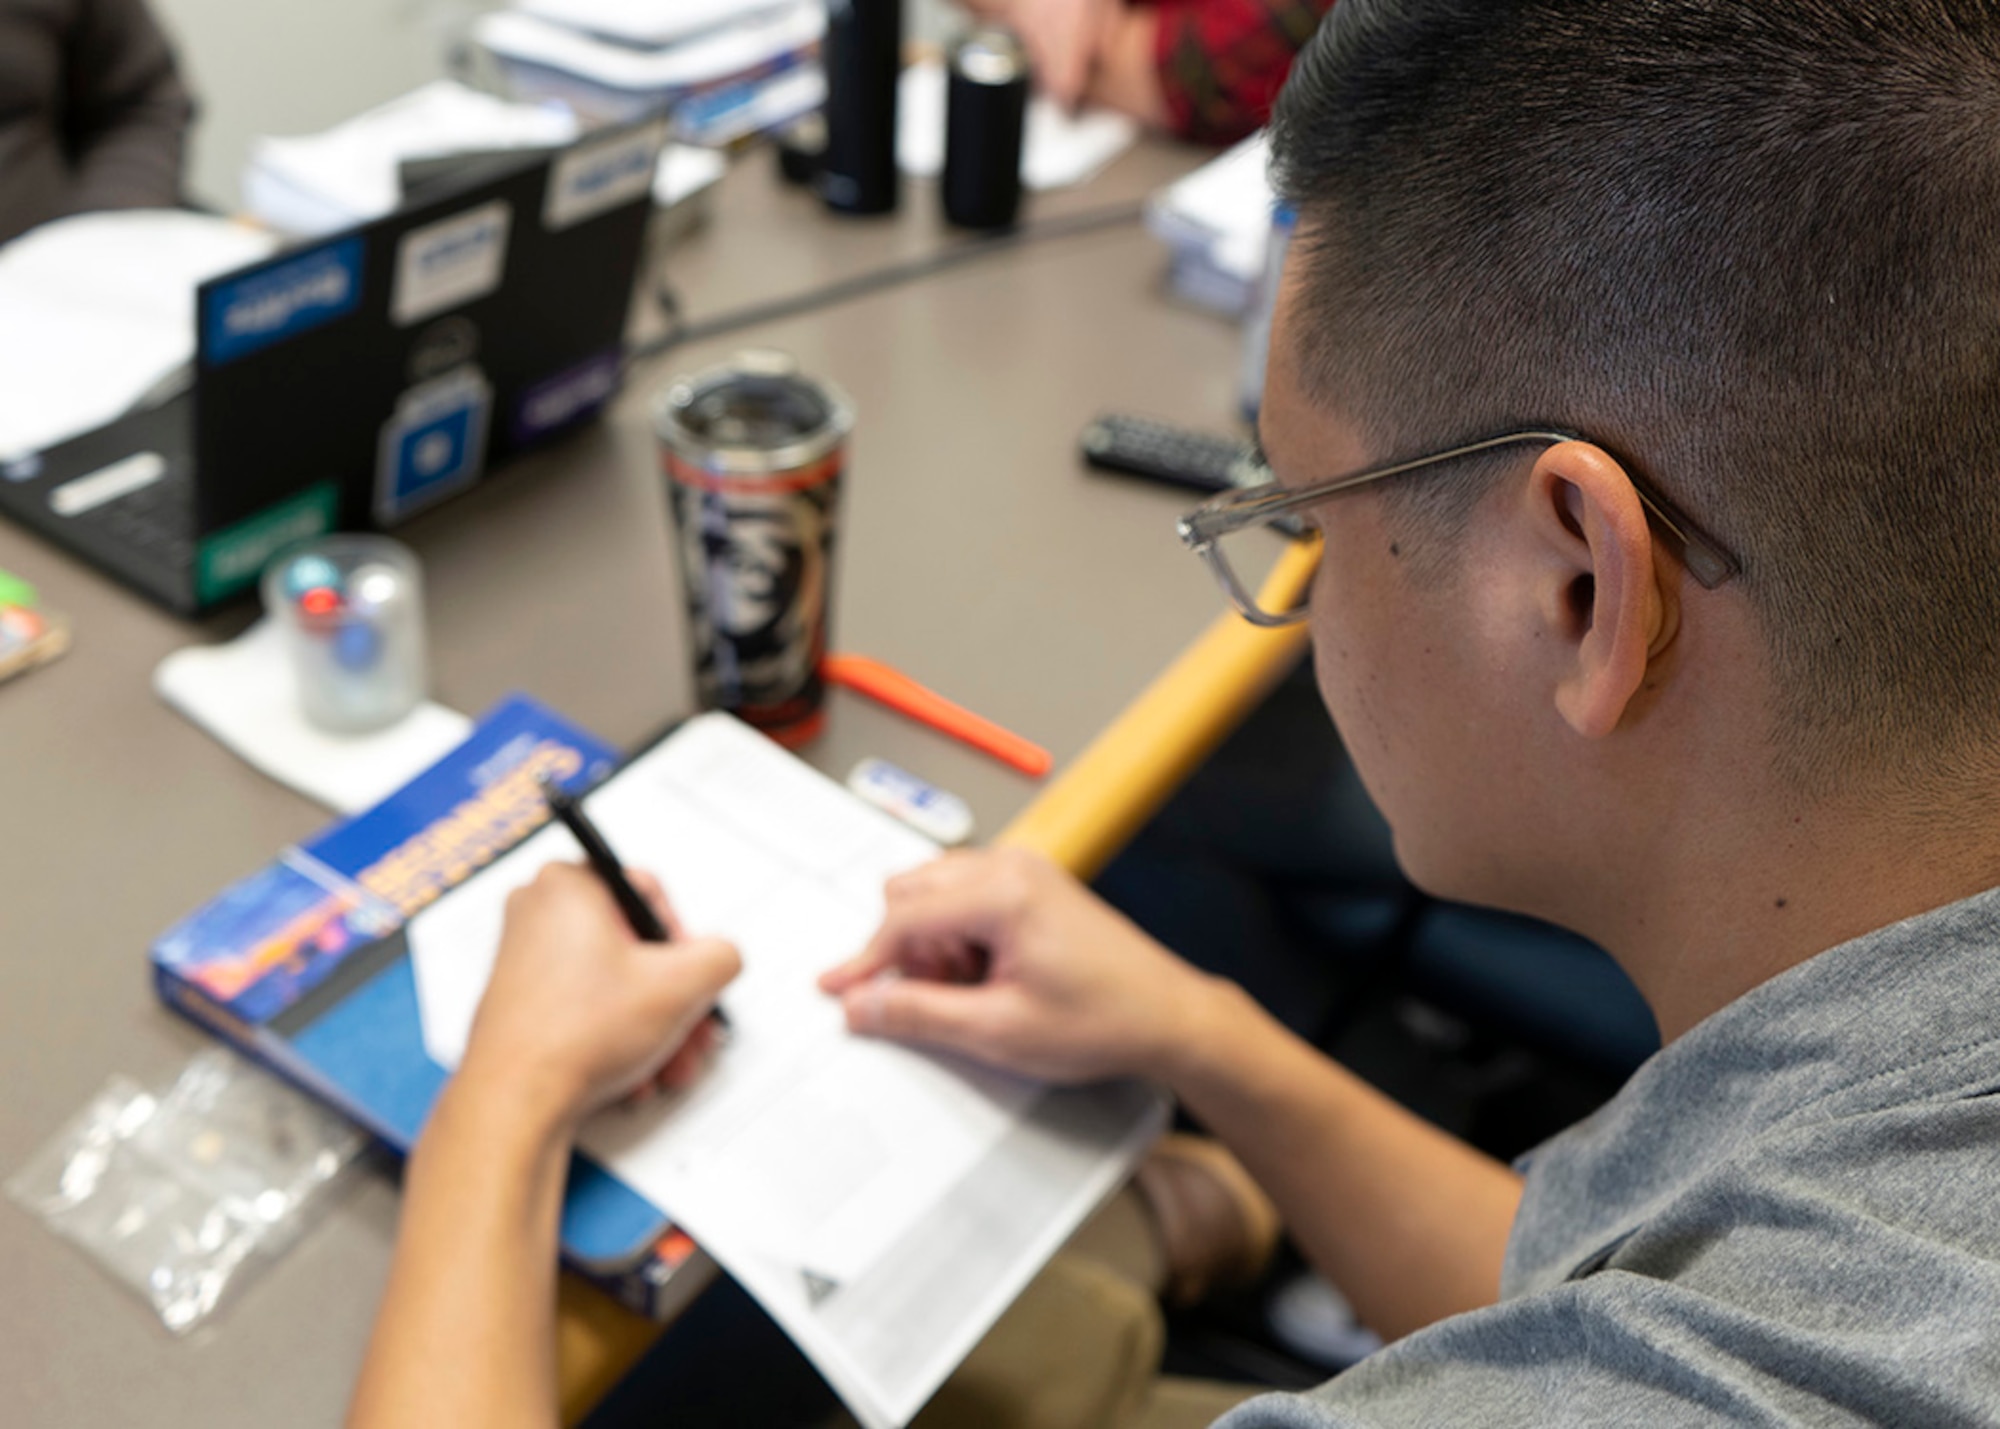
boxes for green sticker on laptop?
[194,482,339,605]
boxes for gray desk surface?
[0,141,1251,1427]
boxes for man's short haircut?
[1270,0,2000,792]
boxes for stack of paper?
[1147,131,1274,316]
[473,0,826,143]
[0,210,276,461]
[513,0,794,46]
[242,81,581,237]
[409,713,1166,1429]
[240,80,730,243]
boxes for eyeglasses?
[1177,429,1742,627]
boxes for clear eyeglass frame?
[1176,429,1743,627]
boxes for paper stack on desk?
[409,713,1167,1429]
[242,80,581,237]
[0,210,275,461]
[242,80,730,243]
[513,0,796,45]
[1147,131,1274,317]
[474,0,826,143]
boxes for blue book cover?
[153,692,617,1027]
[150,696,696,1287]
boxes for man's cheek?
[1310,614,1415,826]
[1310,630,1375,775]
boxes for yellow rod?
[997,539,1316,879]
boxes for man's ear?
[1525,442,1678,739]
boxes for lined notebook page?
[408,712,1165,1428]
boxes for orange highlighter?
[822,653,1054,779]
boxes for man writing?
[350,0,2000,1422]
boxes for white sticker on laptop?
[392,200,511,327]
[543,121,665,232]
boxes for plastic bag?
[7,1047,367,1333]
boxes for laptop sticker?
[375,366,493,525]
[194,481,340,604]
[391,201,511,328]
[203,238,364,366]
[512,349,622,444]
[543,120,665,232]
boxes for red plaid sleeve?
[1151,0,1338,144]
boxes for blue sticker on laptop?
[202,237,364,366]
[512,349,622,444]
[375,366,492,525]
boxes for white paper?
[154,618,473,815]
[0,210,277,460]
[654,144,728,208]
[243,81,580,238]
[1146,130,1273,282]
[240,80,722,236]
[407,712,1167,1428]
[896,59,1140,192]
[409,710,940,1071]
[475,2,825,94]
[675,65,826,147]
[514,0,796,47]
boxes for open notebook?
[408,712,1167,1429]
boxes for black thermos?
[943,28,1030,230]
[818,0,903,215]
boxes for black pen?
[537,775,730,1029]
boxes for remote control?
[1080,413,1307,538]
[1078,414,1260,493]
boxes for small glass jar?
[262,536,428,734]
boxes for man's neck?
[1587,787,2000,1044]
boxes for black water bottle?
[819,0,902,215]
[943,27,1030,229]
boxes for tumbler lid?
[654,350,855,475]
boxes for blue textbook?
[152,693,704,1313]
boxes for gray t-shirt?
[1223,886,2000,1426]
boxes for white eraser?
[846,757,974,846]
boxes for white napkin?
[154,618,472,815]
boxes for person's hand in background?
[957,0,1168,124]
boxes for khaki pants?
[828,1189,1259,1429]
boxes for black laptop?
[0,119,665,615]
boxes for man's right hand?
[462,863,740,1133]
[818,847,1218,1083]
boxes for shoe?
[1266,1268,1384,1370]
[1131,1133,1281,1307]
